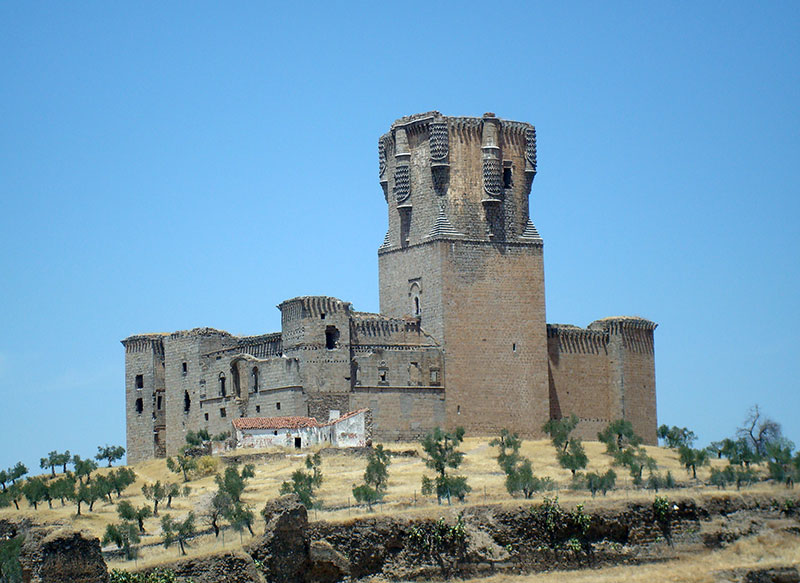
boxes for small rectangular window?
[135,398,143,414]
[204,412,209,421]
[430,369,440,385]
[182,362,188,375]
[220,408,227,418]
[157,395,162,410]
[276,402,281,410]
[503,167,512,188]
[255,405,261,413]
[135,374,144,389]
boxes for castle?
[123,111,658,464]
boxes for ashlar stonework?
[123,111,658,463]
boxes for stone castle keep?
[123,111,658,464]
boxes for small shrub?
[108,568,194,583]
[194,456,220,477]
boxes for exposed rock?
[744,566,800,583]
[307,540,350,583]
[146,551,263,583]
[19,527,108,583]
[247,494,309,583]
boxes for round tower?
[378,111,548,437]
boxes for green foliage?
[657,425,697,449]
[7,463,27,485]
[109,567,193,583]
[597,420,642,454]
[160,512,196,556]
[304,454,322,487]
[582,469,616,497]
[529,496,592,551]
[184,430,211,447]
[215,464,255,503]
[352,445,392,509]
[202,490,233,537]
[491,429,554,498]
[103,521,140,560]
[542,414,579,452]
[211,431,230,442]
[96,445,126,467]
[714,437,761,467]
[709,465,759,490]
[420,427,470,505]
[39,451,59,477]
[22,477,50,510]
[678,445,710,479]
[226,502,255,539]
[765,440,799,487]
[407,515,468,573]
[117,500,152,534]
[72,455,98,484]
[142,481,167,516]
[70,480,99,515]
[646,471,676,492]
[49,476,75,506]
[280,468,317,509]
[110,467,137,498]
[166,455,197,482]
[0,534,23,583]
[557,438,588,477]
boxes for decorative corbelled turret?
[378,112,542,250]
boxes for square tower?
[378,112,549,436]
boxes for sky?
[1,2,798,474]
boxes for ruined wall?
[547,318,658,445]
[546,325,613,441]
[351,387,445,441]
[122,335,166,464]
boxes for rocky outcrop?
[246,494,309,583]
[149,551,263,583]
[19,528,108,583]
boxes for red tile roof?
[232,416,320,430]
[233,409,369,431]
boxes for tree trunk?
[179,540,186,555]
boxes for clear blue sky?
[1,2,798,473]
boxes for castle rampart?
[123,111,657,463]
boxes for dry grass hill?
[1,437,797,580]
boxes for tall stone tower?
[377,111,549,436]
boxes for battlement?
[378,111,541,250]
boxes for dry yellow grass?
[0,438,793,571]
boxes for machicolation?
[123,111,658,463]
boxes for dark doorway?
[294,437,302,449]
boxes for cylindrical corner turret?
[378,112,541,251]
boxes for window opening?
[457,405,461,415]
[379,369,387,382]
[294,437,302,449]
[414,296,420,316]
[219,373,226,397]
[182,362,187,375]
[204,413,209,421]
[220,407,227,418]
[157,395,162,410]
[503,166,512,188]
[273,430,278,436]
[255,405,261,413]
[430,369,440,386]
[135,374,144,389]
[251,366,259,393]
[512,343,517,352]
[325,326,339,350]
[276,402,281,410]
[184,391,190,413]
[135,398,143,414]
[320,313,326,320]
[232,365,241,397]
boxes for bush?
[108,568,193,582]
[194,456,220,477]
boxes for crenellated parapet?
[546,324,608,354]
[378,111,542,249]
[121,334,166,355]
[589,316,657,355]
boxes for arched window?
[252,367,259,393]
[232,364,241,397]
[219,373,226,397]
